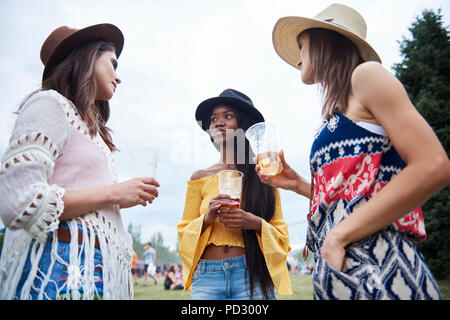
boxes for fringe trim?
[0,212,133,300]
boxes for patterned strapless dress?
[307,111,441,300]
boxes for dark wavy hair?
[19,40,118,151]
[205,108,276,299]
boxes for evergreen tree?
[393,9,450,279]
[150,231,181,265]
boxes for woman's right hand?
[202,195,240,229]
[255,149,311,197]
[110,177,160,209]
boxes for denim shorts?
[15,223,103,300]
[191,255,275,300]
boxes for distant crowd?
[132,242,184,290]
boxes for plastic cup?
[131,145,159,178]
[217,169,243,201]
[245,122,283,176]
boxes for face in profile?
[297,32,315,85]
[94,50,121,101]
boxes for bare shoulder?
[351,61,395,85]
[190,169,209,181]
[190,164,219,181]
[351,61,407,109]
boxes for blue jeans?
[15,223,103,300]
[191,255,275,300]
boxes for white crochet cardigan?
[0,90,133,299]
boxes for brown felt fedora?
[273,3,381,70]
[40,23,124,80]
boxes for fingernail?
[232,201,240,205]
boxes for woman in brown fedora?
[177,89,292,300]
[259,3,450,300]
[0,24,160,300]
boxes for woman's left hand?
[218,207,262,232]
[320,230,347,271]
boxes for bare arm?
[60,177,160,220]
[255,150,311,199]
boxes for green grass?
[133,274,449,300]
[437,279,450,299]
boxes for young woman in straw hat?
[0,24,160,300]
[177,89,292,300]
[259,3,450,299]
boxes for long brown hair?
[299,28,364,119]
[41,40,118,151]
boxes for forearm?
[60,185,115,221]
[333,159,450,247]
[252,216,262,235]
[294,175,311,199]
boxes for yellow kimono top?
[177,174,292,295]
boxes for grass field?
[133,274,449,300]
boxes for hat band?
[322,19,350,31]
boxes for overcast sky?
[1,0,449,251]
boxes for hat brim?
[195,96,265,131]
[272,16,381,70]
[43,23,124,80]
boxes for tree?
[150,231,181,265]
[127,223,145,257]
[127,223,181,265]
[393,8,450,279]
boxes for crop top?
[177,174,292,295]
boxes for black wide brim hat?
[195,88,265,131]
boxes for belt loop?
[197,259,205,275]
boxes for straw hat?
[40,23,124,80]
[272,3,381,70]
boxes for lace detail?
[1,132,59,177]
[9,184,65,243]
[0,89,132,299]
[46,90,119,183]
[1,131,65,242]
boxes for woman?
[164,265,184,290]
[263,4,450,299]
[0,24,160,300]
[143,242,158,286]
[177,89,292,300]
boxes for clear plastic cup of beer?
[245,122,283,176]
[217,170,243,215]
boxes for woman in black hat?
[177,89,292,300]
[0,24,159,300]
